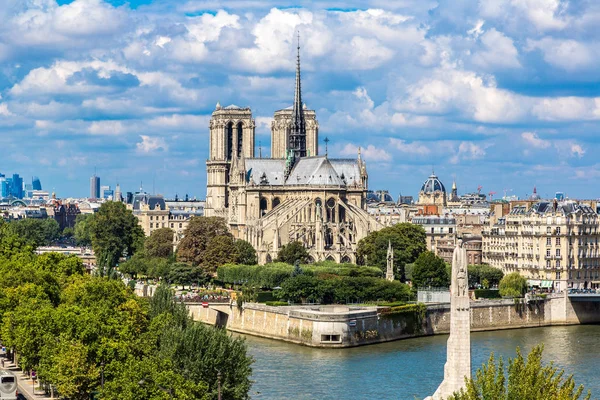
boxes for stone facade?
[204,45,381,264]
[482,200,600,290]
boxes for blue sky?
[1,0,599,200]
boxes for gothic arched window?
[259,197,268,216]
[226,122,233,160]
[237,122,243,158]
[272,197,281,209]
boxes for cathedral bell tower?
[205,104,255,218]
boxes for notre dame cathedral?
[205,39,381,264]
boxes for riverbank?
[187,291,600,347]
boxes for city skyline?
[1,1,599,198]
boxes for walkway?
[1,360,53,400]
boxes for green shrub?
[256,291,275,303]
[474,289,502,299]
[499,272,527,298]
[265,301,289,306]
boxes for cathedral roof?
[246,159,286,186]
[289,156,345,186]
[421,173,446,193]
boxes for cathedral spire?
[289,30,306,160]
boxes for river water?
[244,325,600,399]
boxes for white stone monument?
[386,240,394,282]
[430,239,471,399]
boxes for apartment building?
[482,200,599,291]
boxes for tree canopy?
[234,240,257,265]
[89,201,145,276]
[145,228,174,258]
[276,241,309,264]
[176,217,232,267]
[499,272,528,298]
[412,250,449,289]
[357,223,426,281]
[0,226,254,400]
[74,213,94,247]
[468,264,504,288]
[449,345,590,400]
[3,218,60,248]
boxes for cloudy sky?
[1,0,599,199]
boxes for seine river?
[244,325,600,399]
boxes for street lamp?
[100,362,105,390]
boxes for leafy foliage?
[449,345,590,400]
[276,241,309,264]
[3,218,60,248]
[468,264,504,288]
[412,251,450,289]
[217,263,383,289]
[356,223,426,281]
[89,202,145,276]
[176,217,232,267]
[499,272,528,298]
[145,228,174,258]
[276,275,412,304]
[74,213,94,247]
[234,240,257,265]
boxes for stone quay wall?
[187,293,600,347]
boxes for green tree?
[145,228,174,258]
[276,241,309,264]
[89,202,145,276]
[202,235,237,273]
[4,218,60,248]
[499,272,527,298]
[357,223,426,281]
[412,250,450,289]
[234,240,257,265]
[449,345,590,400]
[168,263,207,288]
[74,213,94,247]
[468,264,504,288]
[119,253,150,279]
[176,217,231,266]
[159,323,253,400]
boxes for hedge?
[474,289,502,299]
[265,301,288,307]
[256,291,275,303]
[217,262,383,289]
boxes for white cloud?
[473,29,521,69]
[450,142,487,164]
[0,103,13,117]
[389,138,430,155]
[526,38,594,71]
[136,135,168,153]
[570,143,585,158]
[340,143,391,162]
[88,120,125,135]
[521,132,550,148]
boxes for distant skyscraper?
[90,174,100,199]
[0,174,9,198]
[32,176,42,191]
[11,174,23,199]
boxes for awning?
[540,280,554,288]
[527,279,541,287]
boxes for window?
[556,260,561,269]
[449,228,453,234]
[171,223,174,228]
[546,260,551,268]
[556,237,560,245]
[179,223,182,228]
[556,249,561,257]
[321,334,341,343]
[150,216,153,221]
[547,227,552,234]
[556,271,561,280]
[546,237,551,246]
[431,228,434,234]
[556,227,561,235]
[150,223,153,228]
[546,249,551,257]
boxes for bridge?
[568,293,600,302]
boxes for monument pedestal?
[429,241,471,400]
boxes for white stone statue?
[429,239,471,400]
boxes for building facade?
[482,200,600,291]
[204,42,380,264]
